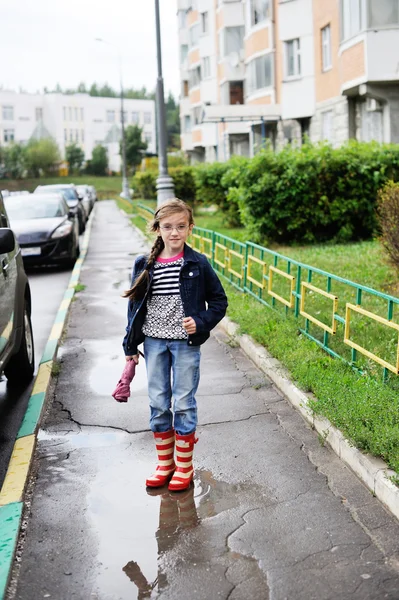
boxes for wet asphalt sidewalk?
[10,201,399,600]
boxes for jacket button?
[188,341,193,345]
[189,272,193,276]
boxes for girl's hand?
[126,354,139,364]
[183,317,197,335]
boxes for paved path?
[11,201,399,600]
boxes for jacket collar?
[183,243,199,263]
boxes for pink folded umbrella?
[112,359,137,403]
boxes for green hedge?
[132,166,196,204]
[234,141,399,244]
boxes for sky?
[0,0,180,97]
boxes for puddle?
[38,429,130,448]
[86,465,268,599]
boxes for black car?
[4,193,80,268]
[0,193,35,383]
[34,184,86,234]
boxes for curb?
[0,212,95,600]
[218,316,399,522]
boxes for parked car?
[75,184,92,218]
[88,185,97,204]
[34,184,86,234]
[0,192,35,383]
[4,193,79,267]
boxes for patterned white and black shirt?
[142,253,188,340]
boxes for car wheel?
[4,302,35,384]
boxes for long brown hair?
[123,198,194,301]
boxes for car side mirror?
[68,210,75,219]
[0,228,16,254]
[77,195,83,201]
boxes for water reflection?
[123,486,199,598]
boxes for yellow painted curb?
[49,321,64,341]
[0,436,36,506]
[59,298,72,312]
[31,361,53,397]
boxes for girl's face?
[157,211,193,256]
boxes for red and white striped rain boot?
[146,429,175,488]
[168,432,197,492]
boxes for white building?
[0,91,156,172]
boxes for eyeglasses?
[159,225,189,233]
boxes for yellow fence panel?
[228,249,244,280]
[247,255,267,289]
[215,242,227,268]
[300,282,338,334]
[268,266,295,309]
[344,303,399,374]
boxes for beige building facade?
[177,0,399,162]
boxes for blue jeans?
[143,337,201,435]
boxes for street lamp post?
[154,0,175,206]
[95,38,131,200]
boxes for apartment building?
[0,91,156,172]
[178,0,399,162]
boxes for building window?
[120,110,128,123]
[321,25,332,71]
[202,57,211,78]
[322,110,334,142]
[340,0,363,40]
[361,99,383,142]
[144,112,152,124]
[81,129,85,142]
[132,112,139,124]
[193,106,202,125]
[64,129,68,142]
[63,107,67,121]
[182,80,189,97]
[35,107,43,121]
[222,26,245,57]
[180,44,189,64]
[2,106,14,120]
[75,129,79,142]
[189,24,200,47]
[4,129,15,142]
[144,133,152,144]
[285,39,301,78]
[74,108,78,121]
[69,107,73,121]
[189,66,202,89]
[184,115,192,132]
[247,53,273,95]
[201,12,209,34]
[368,0,399,27]
[69,130,73,142]
[250,0,271,27]
[80,108,84,121]
[106,110,115,123]
[178,10,187,28]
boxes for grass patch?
[2,175,124,200]
[74,283,86,293]
[51,361,62,376]
[226,285,399,475]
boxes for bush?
[234,141,399,244]
[25,138,60,177]
[169,166,196,204]
[132,171,156,199]
[194,158,249,226]
[87,145,108,176]
[377,180,399,273]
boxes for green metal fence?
[136,204,399,380]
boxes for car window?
[39,187,78,200]
[5,196,67,220]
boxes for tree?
[166,92,181,151]
[122,125,147,172]
[3,143,26,179]
[66,143,85,173]
[87,145,108,175]
[25,138,60,177]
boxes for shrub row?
[133,141,399,243]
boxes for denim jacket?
[123,244,228,356]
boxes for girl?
[123,198,227,492]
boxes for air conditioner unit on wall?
[366,98,382,112]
